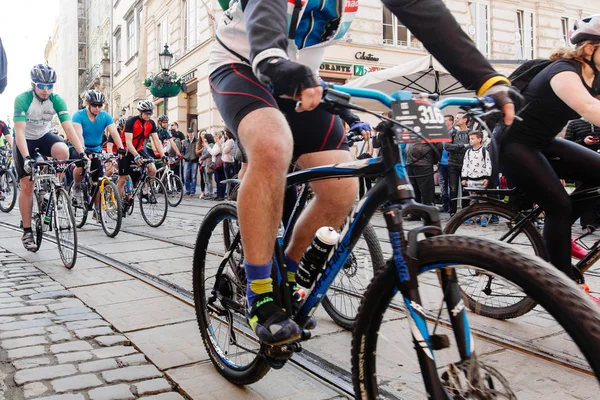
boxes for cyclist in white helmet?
[116,100,166,197]
[13,64,87,251]
[497,15,600,303]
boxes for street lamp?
[159,44,173,72]
[158,44,173,115]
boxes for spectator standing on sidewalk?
[439,115,453,212]
[445,111,471,216]
[211,132,227,201]
[169,122,185,178]
[565,118,600,230]
[197,130,206,198]
[461,130,492,225]
[405,141,442,220]
[221,129,236,198]
[183,127,200,196]
[201,133,216,199]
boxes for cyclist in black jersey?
[497,15,600,303]
[217,0,523,345]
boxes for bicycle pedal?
[264,342,299,361]
[430,334,450,350]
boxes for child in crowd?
[461,130,492,226]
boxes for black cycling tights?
[501,138,600,280]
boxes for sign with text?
[319,62,352,75]
[181,69,197,83]
[391,99,450,143]
[354,65,384,76]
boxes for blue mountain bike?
[193,85,600,398]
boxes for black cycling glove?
[256,57,318,98]
[482,84,524,115]
[117,147,126,156]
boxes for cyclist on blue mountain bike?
[209,0,521,345]
[496,15,600,304]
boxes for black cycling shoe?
[247,294,302,346]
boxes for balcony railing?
[79,64,101,93]
[382,38,424,50]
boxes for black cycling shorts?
[209,63,349,159]
[118,149,151,179]
[13,132,65,179]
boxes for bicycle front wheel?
[193,203,270,385]
[31,194,43,252]
[99,179,122,238]
[0,170,17,213]
[68,182,88,228]
[53,188,77,269]
[444,202,544,319]
[321,222,385,330]
[139,176,168,227]
[166,174,184,207]
[351,235,600,399]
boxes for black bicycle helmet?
[30,64,57,84]
[158,115,169,122]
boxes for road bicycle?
[29,153,80,269]
[193,85,600,398]
[444,184,600,319]
[120,159,168,227]
[155,157,184,207]
[68,153,123,238]
[0,147,17,212]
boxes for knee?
[315,178,359,212]
[20,180,33,194]
[51,143,69,159]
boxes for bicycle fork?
[384,207,473,399]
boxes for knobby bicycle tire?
[193,203,270,385]
[99,179,123,238]
[32,195,43,252]
[351,235,600,399]
[139,176,168,227]
[0,169,17,213]
[321,222,386,330]
[54,188,78,269]
[444,202,545,319]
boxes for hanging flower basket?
[144,72,187,99]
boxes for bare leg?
[286,150,358,262]
[19,178,33,228]
[237,108,293,263]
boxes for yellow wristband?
[476,76,512,97]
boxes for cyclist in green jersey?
[13,64,87,250]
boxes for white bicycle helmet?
[136,100,154,113]
[570,15,600,44]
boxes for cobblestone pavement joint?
[0,248,186,400]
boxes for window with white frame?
[516,10,535,59]
[382,7,422,49]
[115,31,122,73]
[126,15,136,59]
[561,17,574,47]
[158,19,168,51]
[186,0,199,51]
[136,8,142,50]
[467,2,489,57]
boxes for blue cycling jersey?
[72,109,114,153]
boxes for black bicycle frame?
[280,128,467,398]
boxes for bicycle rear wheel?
[0,170,17,213]
[166,174,184,207]
[99,179,122,238]
[53,188,77,269]
[321,222,385,330]
[68,182,88,228]
[351,235,600,399]
[139,177,168,227]
[193,203,270,385]
[444,202,543,319]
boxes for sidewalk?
[0,246,186,400]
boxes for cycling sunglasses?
[33,82,54,90]
[89,103,104,108]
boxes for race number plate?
[391,99,450,143]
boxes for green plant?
[143,71,187,91]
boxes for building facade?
[105,0,600,134]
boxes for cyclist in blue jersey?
[72,90,126,214]
[210,0,522,345]
[14,64,87,251]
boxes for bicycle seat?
[464,187,517,196]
